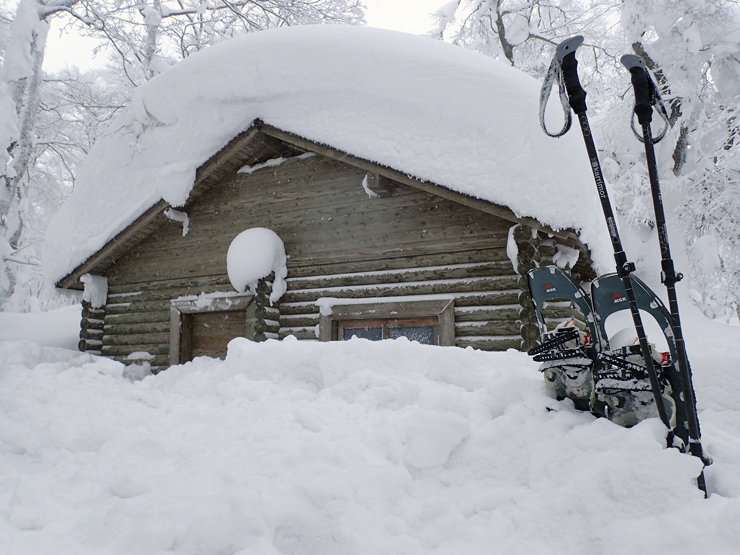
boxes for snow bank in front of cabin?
[0,304,81,349]
[2,330,740,554]
[43,25,607,286]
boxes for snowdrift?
[2,333,740,554]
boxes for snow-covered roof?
[44,25,609,286]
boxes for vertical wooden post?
[512,225,541,352]
[245,276,281,341]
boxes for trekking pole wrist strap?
[621,54,671,143]
[539,35,586,137]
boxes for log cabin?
[45,26,601,370]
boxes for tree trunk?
[494,1,515,66]
[140,0,163,79]
[1,0,53,300]
[631,42,689,176]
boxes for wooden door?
[182,310,247,361]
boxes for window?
[319,299,454,346]
[339,318,436,344]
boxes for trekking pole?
[621,54,709,496]
[540,36,675,443]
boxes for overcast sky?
[39,0,449,72]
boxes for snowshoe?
[527,267,604,413]
[590,273,689,445]
[594,340,676,429]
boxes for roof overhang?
[57,120,586,290]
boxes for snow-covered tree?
[61,0,364,85]
[1,0,82,302]
[2,66,129,310]
[619,0,740,320]
[432,0,625,81]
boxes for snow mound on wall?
[227,227,288,303]
[43,25,608,286]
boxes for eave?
[57,119,586,290]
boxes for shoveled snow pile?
[43,25,606,287]
[2,316,740,553]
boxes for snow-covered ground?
[1,307,739,554]
[0,305,81,350]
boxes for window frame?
[318,299,455,346]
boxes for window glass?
[343,325,383,341]
[389,325,434,344]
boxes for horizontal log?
[453,291,521,307]
[80,338,102,348]
[278,302,323,316]
[455,336,521,351]
[107,285,251,304]
[111,171,504,249]
[118,222,509,264]
[279,314,320,328]
[102,344,169,357]
[454,305,521,322]
[81,319,104,332]
[105,311,170,325]
[108,246,510,290]
[108,275,231,295]
[454,320,522,337]
[105,300,171,315]
[193,194,511,241]
[104,332,171,346]
[105,321,171,335]
[81,307,105,319]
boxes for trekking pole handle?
[557,36,587,113]
[621,54,653,125]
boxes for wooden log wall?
[96,143,584,369]
[279,248,522,351]
[79,300,105,355]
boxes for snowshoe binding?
[590,273,688,445]
[594,339,676,429]
[527,267,603,413]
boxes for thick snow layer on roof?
[44,25,609,286]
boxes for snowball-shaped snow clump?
[226,228,288,304]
